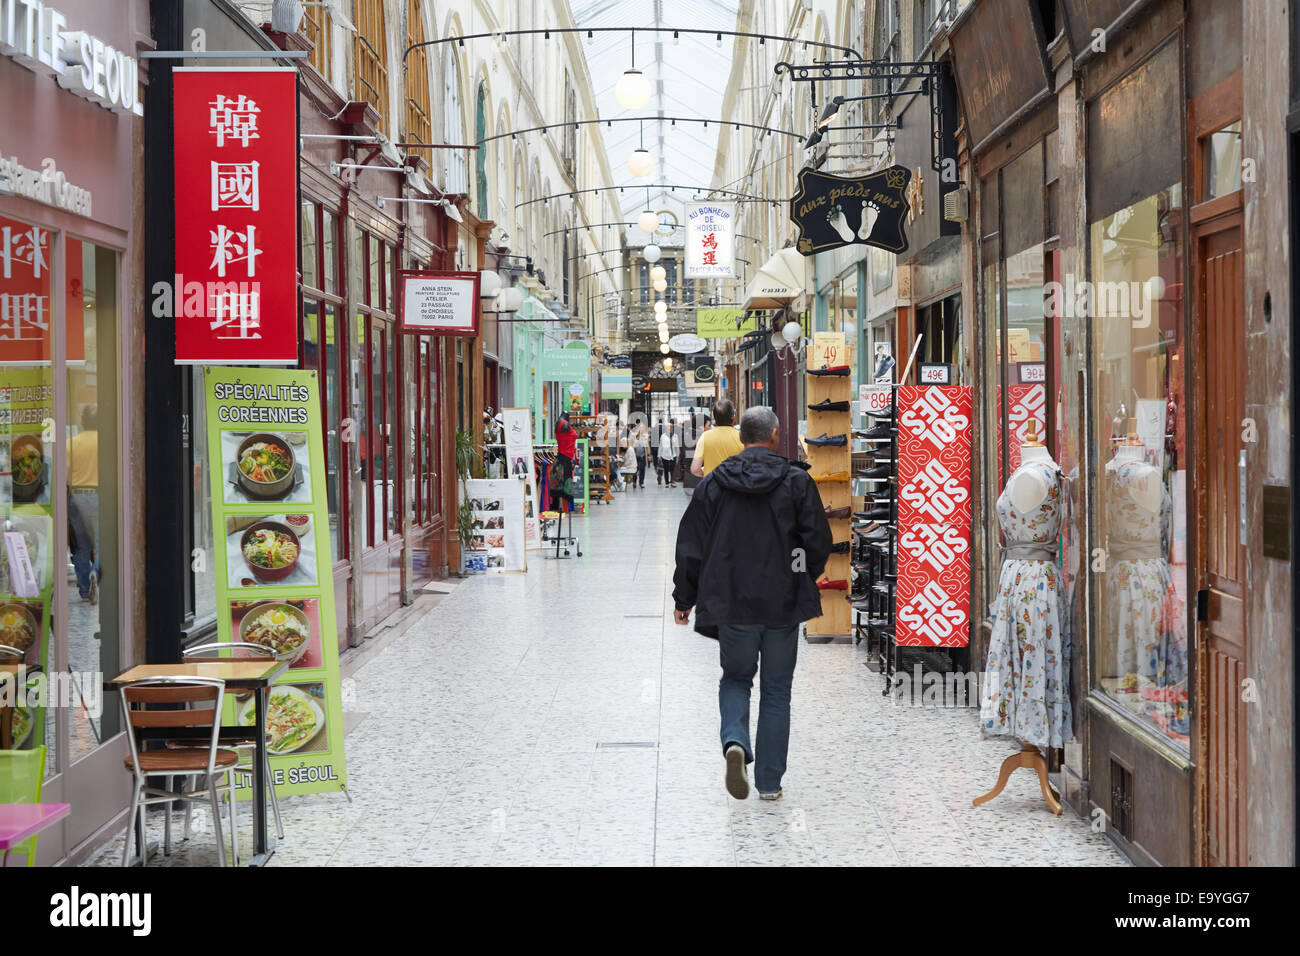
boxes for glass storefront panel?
[324,304,344,561]
[1087,40,1190,748]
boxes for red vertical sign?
[173,68,298,364]
[896,385,973,647]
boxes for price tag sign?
[919,363,952,385]
[810,332,846,370]
[859,383,892,412]
[1019,362,1047,383]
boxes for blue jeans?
[718,624,799,793]
[69,489,99,594]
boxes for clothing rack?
[533,444,583,558]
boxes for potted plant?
[454,428,484,573]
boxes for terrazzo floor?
[88,483,1126,867]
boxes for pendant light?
[663,357,673,369]
[650,264,666,282]
[660,343,670,354]
[653,277,667,292]
[637,209,659,233]
[654,300,668,315]
[782,320,803,343]
[642,243,661,264]
[615,32,652,108]
[628,148,654,178]
[658,328,669,343]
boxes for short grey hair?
[739,406,779,445]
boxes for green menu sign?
[203,367,347,796]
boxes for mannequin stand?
[972,743,1063,815]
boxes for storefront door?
[1195,216,1247,866]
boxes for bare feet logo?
[790,165,912,256]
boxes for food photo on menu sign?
[221,429,312,504]
[228,597,324,670]
[225,513,318,589]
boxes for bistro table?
[105,660,288,866]
[0,803,69,866]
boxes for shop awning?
[741,247,810,311]
[514,295,558,326]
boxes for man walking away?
[659,420,681,488]
[651,417,665,486]
[672,407,832,800]
[690,399,744,477]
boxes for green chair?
[0,745,47,867]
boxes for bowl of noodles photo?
[238,685,324,755]
[0,603,38,660]
[235,433,297,500]
[238,601,311,664]
[10,435,47,504]
[239,521,301,583]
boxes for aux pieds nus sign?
[789,165,912,256]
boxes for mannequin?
[1107,421,1162,513]
[1008,422,1059,513]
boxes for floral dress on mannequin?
[980,458,1073,750]
[1105,458,1188,737]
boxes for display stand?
[851,395,898,687]
[569,417,608,507]
[805,365,853,642]
[972,744,1063,815]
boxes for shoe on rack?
[813,471,850,483]
[808,364,851,377]
[824,505,852,519]
[864,404,896,419]
[724,744,750,800]
[855,508,891,521]
[830,541,851,554]
[759,789,783,801]
[857,464,893,478]
[805,432,847,447]
[817,576,848,590]
[807,398,851,412]
[859,422,893,439]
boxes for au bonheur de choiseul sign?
[790,165,912,256]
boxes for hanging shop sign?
[896,385,972,648]
[696,308,755,338]
[790,165,911,256]
[684,201,736,278]
[0,0,144,114]
[173,68,298,364]
[600,369,632,399]
[668,333,706,354]
[541,342,590,381]
[687,354,715,383]
[398,270,480,336]
[203,366,348,795]
[0,215,86,365]
[462,478,527,572]
[501,407,541,551]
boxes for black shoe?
[855,508,891,521]
[805,432,847,446]
[864,404,896,419]
[830,541,851,554]
[854,527,888,542]
[808,364,850,376]
[858,422,893,439]
[857,464,893,478]
[808,398,851,412]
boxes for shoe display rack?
[850,398,899,691]
[571,415,614,505]
[805,364,853,642]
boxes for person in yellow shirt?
[691,399,745,477]
[66,404,100,603]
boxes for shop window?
[405,0,432,146]
[354,0,389,135]
[475,81,489,215]
[301,200,318,290]
[355,230,397,550]
[1087,40,1189,748]
[1203,121,1243,201]
[443,51,469,194]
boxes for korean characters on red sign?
[895,386,974,648]
[0,216,86,365]
[172,69,297,364]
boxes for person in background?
[691,399,744,477]
[551,411,577,512]
[651,417,666,486]
[66,403,100,604]
[659,419,682,488]
[672,406,832,802]
[633,423,649,489]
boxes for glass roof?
[571,0,743,222]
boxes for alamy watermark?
[0,670,103,718]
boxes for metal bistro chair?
[177,642,284,841]
[119,677,240,867]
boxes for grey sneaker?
[759,789,783,801]
[88,570,99,606]
[724,744,749,800]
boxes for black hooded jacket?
[673,445,833,637]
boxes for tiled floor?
[88,484,1126,867]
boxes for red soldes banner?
[997,382,1048,486]
[896,385,972,647]
[173,68,298,364]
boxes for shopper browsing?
[672,407,832,801]
[690,399,744,477]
